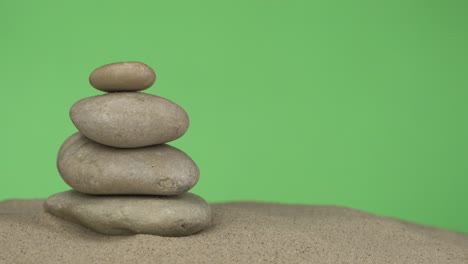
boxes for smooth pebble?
[70,92,189,148]
[89,61,156,92]
[58,133,199,195]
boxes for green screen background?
[1,0,467,233]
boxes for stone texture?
[89,61,156,92]
[70,92,189,148]
[58,133,199,195]
[44,191,211,237]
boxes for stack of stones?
[44,62,211,237]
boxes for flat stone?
[58,133,199,195]
[70,92,189,148]
[44,191,211,237]
[89,61,156,92]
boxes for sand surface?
[0,199,467,264]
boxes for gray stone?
[70,92,189,148]
[44,191,212,236]
[89,61,156,92]
[58,133,199,195]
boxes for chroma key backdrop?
[1,1,467,233]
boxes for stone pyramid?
[44,62,211,236]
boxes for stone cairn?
[44,62,211,237]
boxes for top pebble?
[89,61,156,92]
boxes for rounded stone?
[58,133,199,195]
[89,61,156,92]
[70,92,189,148]
[44,191,212,236]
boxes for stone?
[89,61,156,92]
[58,133,199,195]
[70,92,189,148]
[44,191,212,236]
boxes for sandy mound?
[0,199,467,264]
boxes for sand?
[0,199,467,264]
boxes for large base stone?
[43,191,211,237]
